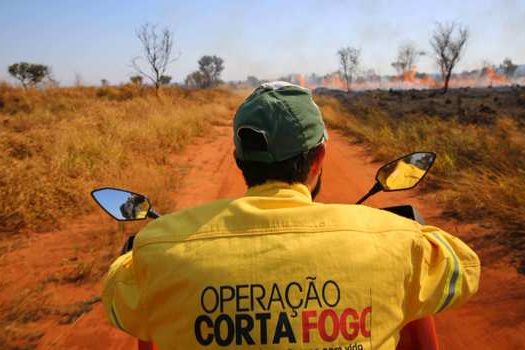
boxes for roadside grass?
[0,85,242,233]
[0,85,244,349]
[315,94,525,267]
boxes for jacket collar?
[245,181,312,203]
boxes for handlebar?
[381,205,425,225]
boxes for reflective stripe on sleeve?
[111,302,127,332]
[431,232,463,312]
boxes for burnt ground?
[315,85,525,125]
[315,85,525,274]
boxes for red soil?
[1,123,524,349]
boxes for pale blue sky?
[0,0,523,85]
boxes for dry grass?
[315,93,525,267]
[0,84,244,349]
[0,84,242,233]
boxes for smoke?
[288,63,524,91]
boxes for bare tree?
[391,43,424,75]
[337,47,360,92]
[430,22,469,93]
[132,23,178,94]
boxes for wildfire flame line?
[287,65,518,91]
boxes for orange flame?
[290,63,517,91]
[401,68,416,83]
[390,66,438,88]
[482,66,507,85]
[321,73,346,89]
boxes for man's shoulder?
[313,202,422,233]
[133,198,235,248]
[133,198,423,249]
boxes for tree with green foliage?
[159,75,172,85]
[197,55,224,88]
[130,75,143,85]
[8,62,50,88]
[185,71,205,88]
[500,58,518,78]
[246,76,260,87]
[184,55,225,88]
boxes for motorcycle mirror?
[356,152,436,204]
[91,187,152,221]
[376,152,436,191]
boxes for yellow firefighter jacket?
[102,182,480,350]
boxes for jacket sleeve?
[102,251,150,341]
[405,225,480,321]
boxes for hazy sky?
[0,0,523,85]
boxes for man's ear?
[309,144,326,176]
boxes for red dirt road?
[3,123,524,349]
[168,124,525,350]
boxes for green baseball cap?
[234,81,328,163]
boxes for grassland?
[315,87,525,269]
[1,83,524,349]
[0,85,244,349]
[0,84,243,234]
[2,83,524,267]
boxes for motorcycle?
[91,151,438,350]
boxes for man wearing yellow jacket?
[102,82,480,349]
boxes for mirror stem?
[148,209,161,219]
[356,182,383,205]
